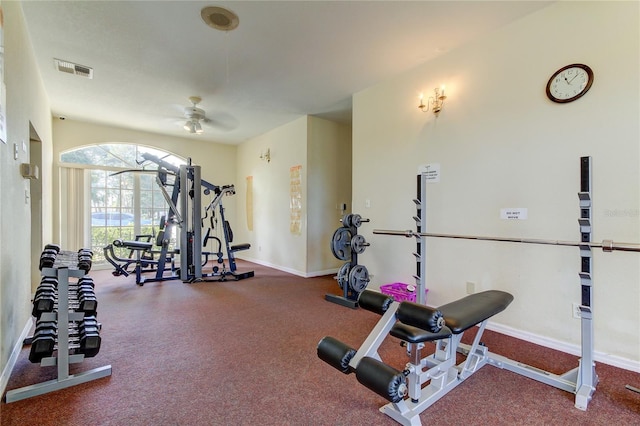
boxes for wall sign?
[418,163,440,183]
[500,208,528,220]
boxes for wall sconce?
[418,86,447,117]
[260,148,271,163]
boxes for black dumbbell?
[35,282,56,294]
[35,321,57,333]
[44,244,61,253]
[78,248,93,256]
[40,276,59,288]
[78,277,94,288]
[75,285,95,296]
[32,294,56,317]
[78,331,101,358]
[77,294,98,315]
[78,325,100,336]
[77,260,92,273]
[29,335,56,362]
[39,253,57,270]
[35,285,56,298]
[41,249,58,259]
[81,316,100,330]
[28,327,58,363]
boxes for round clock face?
[546,64,594,103]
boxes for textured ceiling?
[21,1,553,144]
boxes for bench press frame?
[383,158,597,417]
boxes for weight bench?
[318,289,513,426]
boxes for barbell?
[372,229,640,253]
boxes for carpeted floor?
[1,261,639,425]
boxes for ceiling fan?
[183,96,208,134]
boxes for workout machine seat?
[230,243,250,252]
[113,239,153,251]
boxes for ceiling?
[21,1,553,145]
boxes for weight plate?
[331,228,352,261]
[341,213,353,228]
[336,262,351,290]
[349,264,370,293]
[351,234,368,254]
[351,214,362,228]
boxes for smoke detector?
[201,6,239,31]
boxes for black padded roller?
[317,336,356,374]
[358,290,394,315]
[355,357,407,403]
[396,302,444,333]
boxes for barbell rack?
[371,156,640,410]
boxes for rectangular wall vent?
[54,58,93,79]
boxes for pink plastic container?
[380,283,427,303]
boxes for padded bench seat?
[113,239,153,251]
[439,290,513,334]
[389,290,513,344]
[390,322,452,343]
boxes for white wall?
[236,116,309,275]
[307,117,352,275]
[352,2,639,366]
[235,115,351,276]
[1,2,53,387]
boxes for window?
[60,144,186,263]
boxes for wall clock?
[546,64,594,103]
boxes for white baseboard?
[237,256,338,278]
[487,322,640,373]
[0,319,33,397]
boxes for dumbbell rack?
[5,263,112,403]
[326,213,370,309]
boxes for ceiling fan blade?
[203,112,238,132]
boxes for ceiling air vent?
[54,58,93,79]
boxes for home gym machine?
[103,153,253,285]
[318,157,640,425]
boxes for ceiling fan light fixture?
[184,120,198,134]
[182,97,207,134]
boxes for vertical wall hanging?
[245,175,253,231]
[289,165,302,235]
